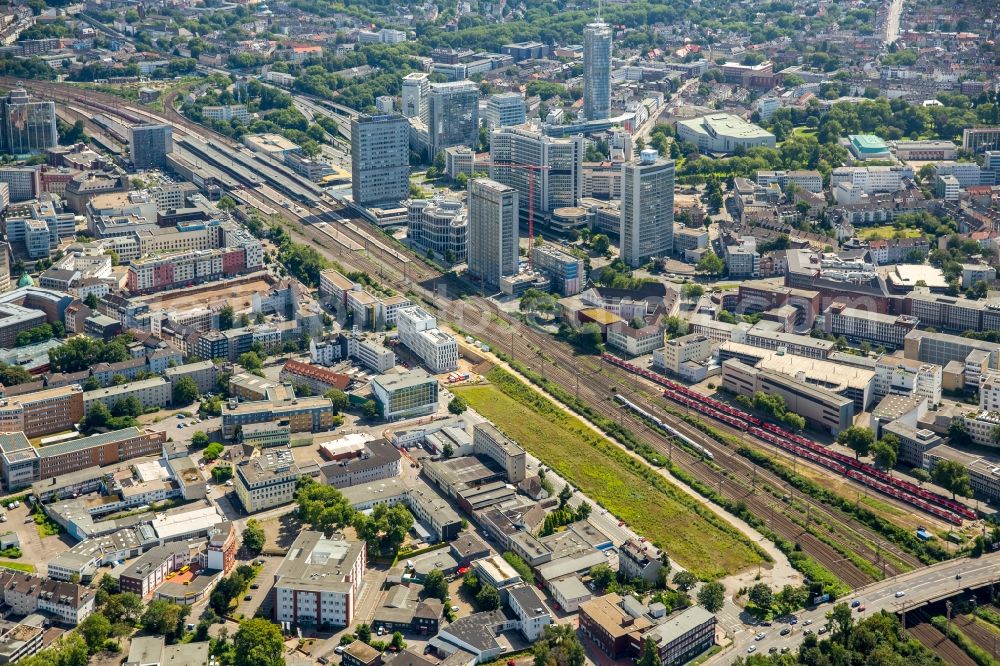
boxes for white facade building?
[396,306,458,373]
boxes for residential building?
[506,585,552,641]
[676,114,775,153]
[371,370,438,421]
[351,114,410,207]
[935,173,960,200]
[755,170,823,193]
[396,306,458,374]
[274,531,366,628]
[467,178,518,290]
[830,166,914,194]
[201,105,249,123]
[407,196,467,262]
[618,539,666,584]
[486,93,526,130]
[0,572,93,626]
[129,124,173,169]
[233,446,305,513]
[126,246,254,293]
[583,20,612,120]
[279,359,351,395]
[0,89,56,155]
[490,125,585,222]
[83,377,171,412]
[962,264,994,289]
[428,81,479,157]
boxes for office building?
[874,356,942,406]
[963,127,1000,154]
[755,170,823,193]
[119,542,201,598]
[406,196,467,262]
[83,377,171,413]
[904,329,1000,387]
[532,244,585,295]
[0,385,83,438]
[486,93,526,130]
[274,531,366,628]
[201,105,249,123]
[936,174,960,200]
[401,73,430,123]
[824,304,918,350]
[428,81,479,158]
[676,114,775,154]
[583,20,612,120]
[444,146,475,181]
[472,422,527,483]
[653,334,713,377]
[221,394,336,439]
[351,114,410,207]
[829,166,913,194]
[467,178,518,290]
[0,89,56,155]
[621,149,674,267]
[490,125,585,222]
[233,446,305,513]
[129,124,173,169]
[371,370,438,421]
[396,306,458,374]
[0,167,39,202]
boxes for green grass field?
[857,226,924,241]
[0,561,35,573]
[455,372,767,579]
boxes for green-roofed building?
[847,134,890,160]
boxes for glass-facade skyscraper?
[0,89,56,156]
[583,20,612,121]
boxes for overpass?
[706,550,1000,664]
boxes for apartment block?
[274,531,366,628]
[83,377,171,412]
[0,385,83,438]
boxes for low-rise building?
[279,359,351,395]
[618,539,666,584]
[320,439,402,489]
[83,377,171,412]
[824,304,918,350]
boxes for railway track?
[10,78,934,588]
[907,610,979,666]
[954,614,1000,659]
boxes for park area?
[857,225,924,241]
[454,369,767,580]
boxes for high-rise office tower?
[467,178,519,290]
[490,125,584,222]
[401,72,430,123]
[351,113,410,207]
[129,124,173,169]
[583,20,612,121]
[0,89,56,155]
[621,149,674,268]
[486,93,527,130]
[428,81,479,159]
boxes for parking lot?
[233,555,284,619]
[0,502,71,578]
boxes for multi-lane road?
[706,550,1000,663]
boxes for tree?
[297,483,355,534]
[82,375,100,392]
[353,502,413,556]
[79,612,111,653]
[932,459,972,499]
[872,434,900,471]
[356,623,372,644]
[361,399,380,420]
[533,623,585,666]
[83,291,98,308]
[568,323,603,354]
[748,583,773,610]
[697,581,725,613]
[325,389,350,413]
[631,637,657,666]
[243,519,266,556]
[172,376,199,406]
[591,234,611,255]
[682,283,705,301]
[696,250,725,275]
[141,599,189,641]
[827,602,854,643]
[423,569,448,601]
[203,442,224,462]
[589,563,616,591]
[476,584,500,610]
[837,426,875,460]
[192,431,210,449]
[218,305,235,331]
[912,468,931,485]
[238,352,263,373]
[558,484,573,508]
[103,592,143,625]
[672,571,697,592]
[234,618,285,666]
[390,632,406,651]
[448,395,468,415]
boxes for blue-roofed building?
[847,134,891,160]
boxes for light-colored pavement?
[705,550,1000,664]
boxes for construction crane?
[475,161,551,271]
